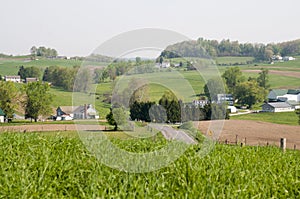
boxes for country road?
[149,124,197,144]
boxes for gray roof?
[268,89,288,100]
[267,102,292,108]
[287,89,300,95]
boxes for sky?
[1,0,300,57]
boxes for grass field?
[1,55,298,120]
[0,132,299,198]
[0,57,108,75]
[231,112,299,125]
[215,56,254,65]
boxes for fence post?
[235,135,238,145]
[280,138,286,152]
[244,137,247,146]
[225,139,228,145]
[294,144,296,150]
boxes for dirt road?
[149,124,197,144]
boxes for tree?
[235,80,264,108]
[295,109,300,125]
[159,91,181,123]
[23,82,53,122]
[106,108,117,130]
[129,101,155,122]
[149,104,167,123]
[135,57,142,65]
[0,81,19,120]
[30,46,37,59]
[128,78,150,106]
[257,68,270,99]
[222,67,245,94]
[106,106,128,130]
[204,78,226,101]
[18,66,41,80]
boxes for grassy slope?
[1,56,298,121]
[0,58,83,75]
[0,132,299,198]
[231,112,299,125]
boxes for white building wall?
[274,107,294,112]
[284,94,298,102]
[0,116,4,123]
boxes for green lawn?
[215,56,254,65]
[231,112,299,125]
[0,132,299,198]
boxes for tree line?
[0,81,52,122]
[106,85,229,130]
[30,46,58,58]
[43,66,91,92]
[160,38,300,61]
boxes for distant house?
[55,104,99,120]
[4,75,21,83]
[0,108,5,123]
[262,102,294,112]
[156,62,170,68]
[271,55,283,61]
[193,99,209,108]
[283,56,296,61]
[25,77,38,83]
[73,104,99,119]
[217,94,234,105]
[56,106,74,121]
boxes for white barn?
[262,102,294,113]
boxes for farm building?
[228,106,237,113]
[55,104,99,120]
[268,89,300,103]
[0,108,5,123]
[262,102,294,113]
[4,75,21,83]
[25,77,39,83]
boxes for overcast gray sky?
[1,0,300,56]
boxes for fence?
[218,135,299,151]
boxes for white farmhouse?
[4,75,21,83]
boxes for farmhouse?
[156,62,170,68]
[193,99,209,108]
[55,104,99,120]
[0,108,5,123]
[262,102,294,113]
[25,77,38,83]
[4,75,21,83]
[217,94,234,105]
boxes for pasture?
[231,112,298,125]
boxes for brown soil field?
[197,120,300,149]
[0,124,105,133]
[242,69,300,78]
[1,121,300,149]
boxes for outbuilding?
[262,102,294,112]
